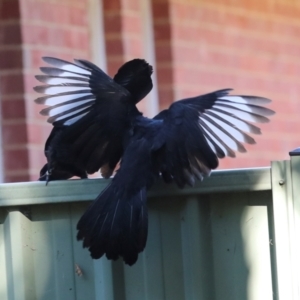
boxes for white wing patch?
[37,93,93,106]
[201,118,240,152]
[42,57,91,75]
[213,104,269,123]
[215,101,274,116]
[219,95,271,105]
[34,57,97,125]
[57,63,90,75]
[205,110,261,134]
[198,93,274,158]
[201,124,234,157]
[35,85,89,95]
[40,68,90,78]
[54,107,89,121]
[204,114,251,144]
[64,114,90,126]
[41,99,95,117]
[36,76,88,85]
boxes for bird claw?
[45,169,53,186]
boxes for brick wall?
[21,0,91,181]
[0,0,300,181]
[103,0,150,113]
[0,0,91,181]
[0,0,28,182]
[152,0,300,169]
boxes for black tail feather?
[77,183,148,265]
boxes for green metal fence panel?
[0,210,9,300]
[271,159,293,300]
[271,157,300,300]
[210,191,274,300]
[0,165,296,300]
[290,155,300,298]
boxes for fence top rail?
[0,167,271,207]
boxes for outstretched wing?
[154,89,274,187]
[34,57,130,125]
[34,57,133,176]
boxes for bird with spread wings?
[34,57,274,265]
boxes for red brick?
[0,23,22,45]
[157,87,175,109]
[41,124,52,141]
[5,174,30,183]
[152,2,170,19]
[26,99,49,122]
[0,48,23,69]
[26,123,44,144]
[106,59,126,76]
[64,29,89,50]
[190,26,300,59]
[103,0,122,12]
[172,25,200,41]
[3,149,29,170]
[21,1,67,23]
[122,15,143,35]
[0,73,24,95]
[21,0,88,26]
[23,73,37,93]
[274,3,300,19]
[1,99,26,120]
[106,39,124,56]
[0,0,20,20]
[28,146,47,169]
[21,24,50,45]
[153,23,172,40]
[172,45,201,64]
[123,37,143,57]
[21,24,88,50]
[25,48,83,70]
[122,0,141,12]
[2,123,28,145]
[155,44,173,62]
[156,66,174,85]
[70,6,88,26]
[104,13,122,34]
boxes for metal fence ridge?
[0,167,272,207]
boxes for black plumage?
[34,57,274,265]
[36,58,153,182]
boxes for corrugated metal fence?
[1,154,300,300]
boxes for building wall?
[0,0,300,182]
[152,0,300,168]
[0,0,91,181]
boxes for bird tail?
[77,182,148,266]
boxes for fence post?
[288,149,300,298]
[271,149,300,300]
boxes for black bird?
[34,57,274,265]
[36,58,152,182]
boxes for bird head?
[113,59,153,104]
